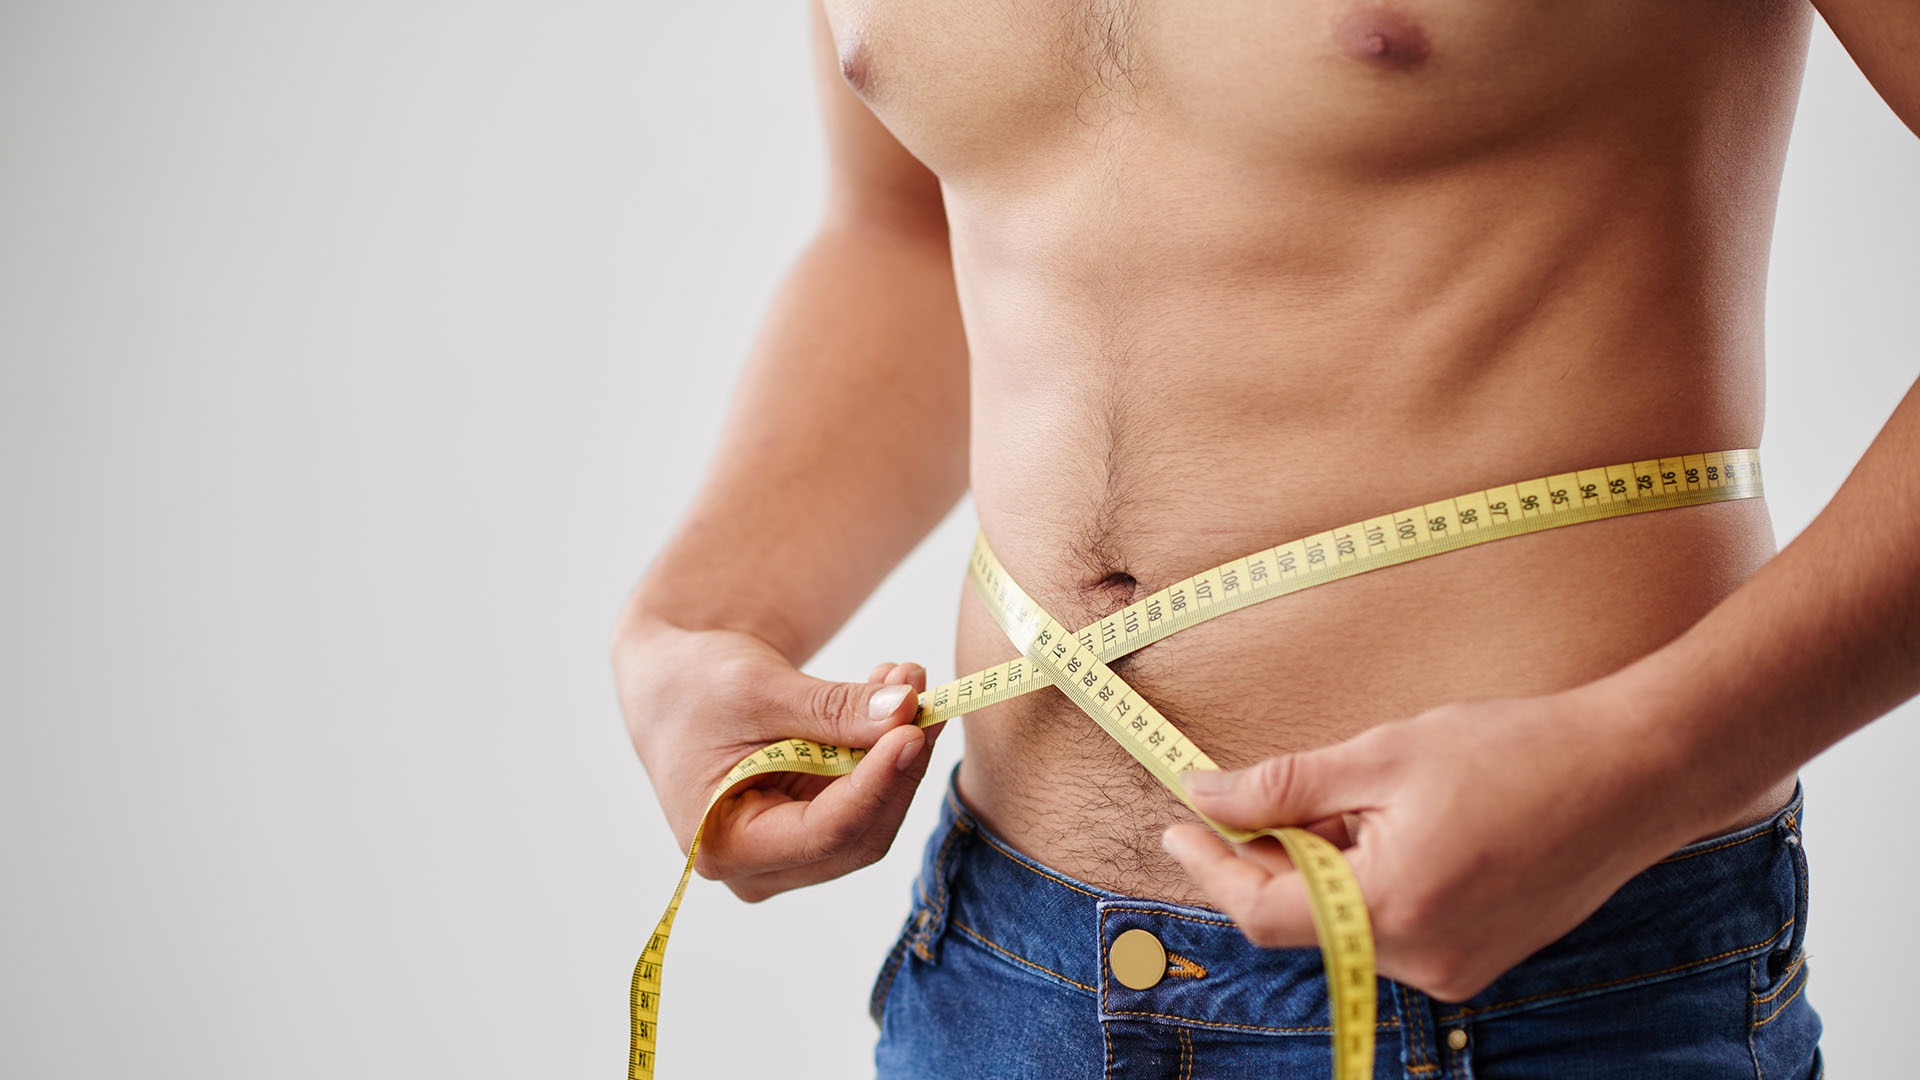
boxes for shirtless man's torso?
[832,0,1806,899]
[618,1,1920,1072]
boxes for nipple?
[837,33,875,94]
[1334,8,1431,70]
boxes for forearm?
[626,217,969,662]
[1609,378,1920,825]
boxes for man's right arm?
[610,4,968,901]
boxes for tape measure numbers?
[630,449,1765,1079]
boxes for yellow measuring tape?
[630,449,1764,1079]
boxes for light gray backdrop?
[2,4,1915,1077]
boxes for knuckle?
[691,851,726,883]
[726,880,773,904]
[1349,725,1411,777]
[806,680,858,730]
[1250,755,1300,805]
[1345,725,1396,766]
[847,838,889,872]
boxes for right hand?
[612,617,945,902]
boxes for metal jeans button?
[1110,928,1168,990]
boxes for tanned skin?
[614,1,1920,1000]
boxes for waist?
[898,770,1809,1032]
[953,478,1779,901]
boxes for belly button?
[1081,571,1142,613]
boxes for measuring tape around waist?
[630,449,1765,1079]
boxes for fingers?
[699,711,944,886]
[694,658,934,889]
[866,661,928,694]
[1170,742,1378,949]
[1162,823,1321,949]
[764,663,923,751]
[1180,744,1369,833]
[796,712,937,856]
[724,725,946,900]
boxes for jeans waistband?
[897,765,1807,1035]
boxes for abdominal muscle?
[824,0,1815,902]
[930,63,1809,909]
[954,494,1794,905]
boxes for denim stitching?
[1753,955,1806,1007]
[1164,952,1208,980]
[935,774,1805,1061]
[867,920,913,1026]
[1656,786,1801,866]
[1656,828,1772,865]
[1751,957,1804,1037]
[1401,986,1442,1072]
[1100,1008,1400,1036]
[1179,1024,1192,1080]
[918,784,977,915]
[1103,905,1236,929]
[975,829,1102,898]
[1779,815,1810,965]
[1098,907,1377,1034]
[1400,982,1435,1071]
[1750,975,1809,1029]
[1445,1022,1471,1080]
[950,917,1097,993]
[914,815,974,962]
[1434,916,1793,1022]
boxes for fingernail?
[894,729,925,773]
[1182,770,1231,797]
[869,684,911,721]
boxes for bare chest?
[822,0,1797,181]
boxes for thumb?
[771,669,921,750]
[1182,748,1357,832]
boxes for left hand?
[1162,685,1704,1002]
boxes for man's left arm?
[1164,3,1920,1001]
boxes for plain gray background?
[2,4,1916,1077]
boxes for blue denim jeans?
[871,768,1821,1079]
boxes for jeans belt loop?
[910,813,972,963]
[1774,806,1811,976]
